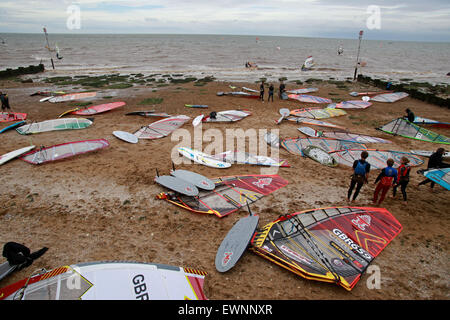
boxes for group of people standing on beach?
[259,80,286,103]
[348,148,448,205]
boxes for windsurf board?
[178,147,231,168]
[192,115,204,127]
[113,131,138,144]
[0,121,26,133]
[0,145,35,165]
[215,214,259,272]
[154,175,199,196]
[170,169,215,191]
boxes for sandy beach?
[0,75,449,300]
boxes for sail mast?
[43,27,55,70]
[353,30,363,80]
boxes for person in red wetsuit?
[373,158,398,205]
[392,156,411,203]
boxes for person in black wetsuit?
[405,108,415,122]
[418,148,449,190]
[0,92,11,112]
[2,242,48,270]
[268,84,274,102]
[278,81,285,99]
[393,156,411,203]
[347,151,371,202]
[259,81,265,102]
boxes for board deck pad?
[171,169,215,191]
[155,175,199,196]
[215,214,259,272]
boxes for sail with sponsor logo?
[250,206,402,290]
[0,261,208,300]
[157,174,288,218]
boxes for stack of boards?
[155,168,215,196]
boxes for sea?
[1,33,449,85]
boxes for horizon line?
[0,32,449,44]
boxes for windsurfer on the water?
[2,242,48,270]
[347,151,371,202]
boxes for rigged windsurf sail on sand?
[422,168,450,190]
[288,94,332,104]
[250,206,402,291]
[284,116,345,130]
[413,116,450,128]
[289,107,346,119]
[335,101,372,109]
[20,139,110,164]
[329,149,424,169]
[370,92,408,103]
[157,174,288,218]
[203,110,251,122]
[16,118,92,135]
[281,138,366,156]
[298,127,392,144]
[286,88,319,94]
[134,115,189,139]
[217,91,259,99]
[0,261,208,300]
[212,151,290,167]
[378,118,450,145]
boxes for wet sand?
[0,76,449,300]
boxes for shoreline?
[0,75,449,300]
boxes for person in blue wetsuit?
[347,151,370,202]
[373,158,398,205]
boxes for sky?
[0,0,449,42]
